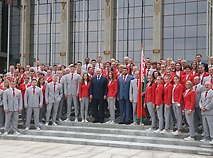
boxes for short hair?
[70,65,75,68]
[184,65,192,70]
[91,59,96,62]
[174,75,180,80]
[196,54,202,58]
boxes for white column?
[82,0,85,63]
[116,0,119,60]
[98,0,102,56]
[7,3,10,71]
[35,0,39,62]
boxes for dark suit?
[89,75,108,122]
[117,75,133,123]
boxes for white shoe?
[81,119,85,123]
[154,129,162,133]
[85,119,88,123]
[52,122,57,126]
[36,127,41,131]
[4,132,8,136]
[58,118,62,122]
[106,121,111,124]
[173,130,182,136]
[184,136,195,141]
[169,130,174,133]
[45,123,49,127]
[131,122,137,126]
[201,132,204,137]
[200,139,210,142]
[160,129,169,134]
[14,131,20,136]
[209,140,213,145]
[110,121,115,125]
[146,128,155,132]
[39,122,43,126]
[74,118,78,123]
[25,127,29,131]
[64,118,70,122]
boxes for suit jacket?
[117,75,133,100]
[0,89,3,106]
[202,75,212,85]
[182,89,196,111]
[64,73,81,96]
[107,79,118,98]
[45,82,63,104]
[173,83,184,104]
[24,86,43,108]
[46,75,53,83]
[199,72,209,85]
[164,83,173,105]
[145,82,156,103]
[89,75,108,99]
[3,88,22,111]
[129,79,139,103]
[172,71,186,81]
[19,83,32,100]
[82,64,92,72]
[199,89,213,115]
[155,84,164,106]
[193,84,205,108]
[181,74,194,89]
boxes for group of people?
[0,54,213,145]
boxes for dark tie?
[97,76,100,82]
[54,83,56,92]
[12,88,15,97]
[195,85,197,91]
[147,70,149,76]
[33,87,35,94]
[123,75,126,83]
[205,91,208,98]
[59,78,61,83]
[71,74,73,81]
[137,79,139,87]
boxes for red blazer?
[79,82,90,98]
[46,76,52,83]
[172,71,186,81]
[168,75,175,85]
[164,83,173,105]
[155,84,164,106]
[19,83,32,100]
[181,74,194,91]
[102,70,108,78]
[107,79,118,98]
[173,83,184,104]
[198,72,209,84]
[145,82,156,103]
[182,89,196,111]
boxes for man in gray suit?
[202,66,213,85]
[193,76,205,134]
[129,71,140,125]
[199,82,213,144]
[24,79,43,131]
[45,75,63,126]
[0,89,4,127]
[3,80,22,135]
[64,65,81,122]
[57,70,65,121]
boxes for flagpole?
[35,0,39,63]
[7,3,11,72]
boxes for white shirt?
[176,71,180,77]
[172,84,177,103]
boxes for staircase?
[0,121,212,156]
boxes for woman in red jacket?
[181,65,194,91]
[145,75,157,132]
[182,81,196,141]
[161,75,174,133]
[172,75,184,136]
[79,73,90,123]
[37,77,47,124]
[154,76,164,133]
[106,72,118,124]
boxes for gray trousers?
[172,103,182,130]
[164,104,173,130]
[5,111,19,133]
[46,102,60,123]
[81,97,89,119]
[107,97,116,122]
[194,108,202,132]
[202,115,213,140]
[39,103,46,122]
[57,96,64,119]
[26,107,40,128]
[147,102,156,128]
[185,110,195,137]
[0,106,5,126]
[67,95,78,119]
[157,104,164,130]
[132,102,137,123]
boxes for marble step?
[19,129,209,148]
[0,134,212,156]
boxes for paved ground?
[0,140,212,158]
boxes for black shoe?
[93,120,99,123]
[119,122,125,124]
[126,122,131,125]
[100,121,104,123]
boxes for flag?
[136,46,146,123]
[7,0,11,4]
